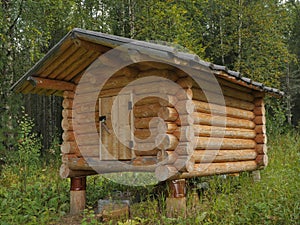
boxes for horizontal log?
[136,69,178,81]
[175,88,193,100]
[221,86,254,102]
[134,148,160,156]
[175,142,194,155]
[62,131,75,141]
[173,156,195,172]
[158,95,178,107]
[76,133,99,146]
[61,118,73,131]
[255,125,266,134]
[134,97,159,106]
[173,126,195,142]
[129,81,179,96]
[62,109,73,118]
[253,98,264,107]
[75,122,99,135]
[134,128,161,140]
[217,78,252,93]
[195,137,256,150]
[78,145,99,157]
[134,117,164,129]
[61,141,78,154]
[158,107,178,121]
[255,133,267,144]
[133,142,159,152]
[192,88,255,111]
[157,151,178,165]
[73,102,98,114]
[101,75,136,89]
[63,91,75,99]
[75,82,99,94]
[253,116,266,125]
[177,76,254,101]
[65,157,156,173]
[253,91,265,98]
[155,165,178,181]
[155,134,178,150]
[253,106,265,116]
[193,149,257,163]
[256,154,268,168]
[132,156,157,166]
[157,122,178,133]
[193,125,256,139]
[114,66,139,77]
[73,92,99,104]
[193,100,255,120]
[28,76,75,91]
[255,144,267,154]
[136,61,176,71]
[192,112,255,129]
[175,100,195,114]
[73,112,98,124]
[60,164,97,178]
[134,103,161,118]
[62,98,73,109]
[99,87,123,97]
[175,115,194,126]
[176,160,258,179]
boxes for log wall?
[59,62,268,180]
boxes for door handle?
[100,116,111,134]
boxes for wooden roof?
[11,28,284,96]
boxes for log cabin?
[11,28,283,216]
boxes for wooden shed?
[11,28,283,215]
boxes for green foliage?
[16,112,42,190]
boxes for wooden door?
[99,93,134,161]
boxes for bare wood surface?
[173,126,195,142]
[134,117,163,129]
[192,88,255,111]
[175,142,195,155]
[135,97,159,106]
[155,165,178,181]
[255,133,267,144]
[61,141,78,154]
[62,98,73,109]
[61,118,73,131]
[195,137,256,150]
[63,90,75,99]
[158,107,178,121]
[156,134,179,150]
[175,100,195,114]
[193,125,256,139]
[192,149,257,163]
[60,164,97,178]
[174,156,195,172]
[62,131,75,141]
[255,144,267,154]
[253,116,266,125]
[177,160,258,179]
[256,154,268,168]
[192,112,255,129]
[134,103,161,118]
[254,125,266,134]
[175,115,194,126]
[193,100,255,120]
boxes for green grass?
[0,129,299,224]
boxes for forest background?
[1,0,300,151]
[0,0,299,224]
